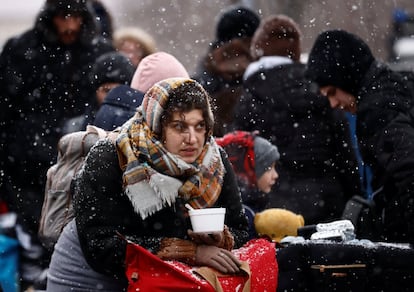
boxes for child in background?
[216,131,280,239]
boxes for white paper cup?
[189,207,226,233]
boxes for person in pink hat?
[93,51,190,130]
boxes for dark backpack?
[38,125,108,251]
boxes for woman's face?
[163,109,207,163]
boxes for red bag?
[125,238,278,291]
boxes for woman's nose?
[184,128,197,144]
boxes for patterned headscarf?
[116,78,224,219]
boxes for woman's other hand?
[188,225,234,250]
[195,245,241,274]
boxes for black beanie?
[46,0,89,14]
[91,52,135,89]
[215,6,260,44]
[306,29,375,97]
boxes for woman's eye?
[174,123,184,131]
[196,122,206,131]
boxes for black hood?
[34,0,99,46]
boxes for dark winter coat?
[73,139,249,279]
[0,2,113,233]
[234,60,362,224]
[192,38,253,136]
[355,61,414,243]
[238,180,269,240]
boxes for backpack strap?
[86,125,108,139]
[80,125,109,156]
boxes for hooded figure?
[306,29,414,243]
[0,0,113,289]
[234,16,362,225]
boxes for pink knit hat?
[130,51,189,93]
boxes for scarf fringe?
[126,173,182,220]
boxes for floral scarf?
[116,111,225,220]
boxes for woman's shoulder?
[86,138,119,166]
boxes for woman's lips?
[181,148,197,156]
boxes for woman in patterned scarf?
[47,78,249,291]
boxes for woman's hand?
[188,225,235,250]
[188,230,223,246]
[195,245,241,274]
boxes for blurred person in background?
[62,51,135,134]
[306,29,414,243]
[94,51,190,131]
[234,15,361,225]
[193,5,260,136]
[0,0,113,289]
[113,26,157,68]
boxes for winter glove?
[195,245,241,274]
[188,225,234,250]
[156,237,197,265]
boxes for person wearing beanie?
[216,131,280,239]
[91,51,136,105]
[93,85,143,131]
[215,6,261,45]
[93,51,190,131]
[62,51,135,134]
[234,16,362,226]
[306,29,375,99]
[193,6,260,136]
[130,51,189,93]
[306,29,414,244]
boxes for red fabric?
[233,238,278,291]
[125,238,277,291]
[216,131,257,187]
[0,200,8,214]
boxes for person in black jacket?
[0,0,113,231]
[46,78,249,290]
[234,15,362,225]
[306,29,414,244]
[0,0,113,289]
[193,5,260,136]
